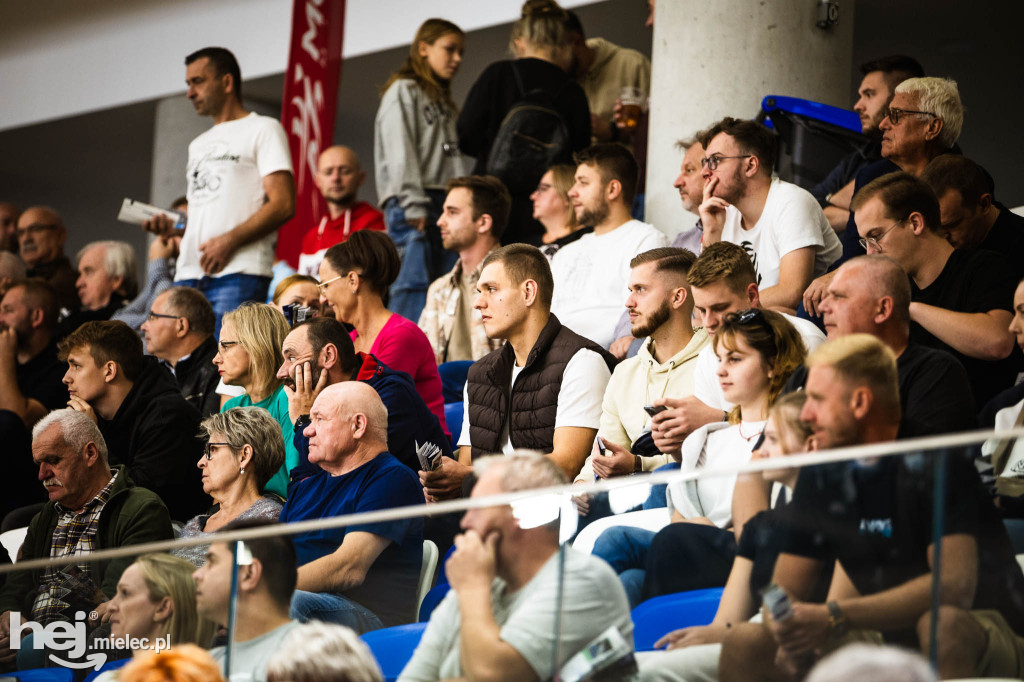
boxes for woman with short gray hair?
[173,407,284,566]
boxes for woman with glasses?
[172,407,284,567]
[213,302,296,499]
[531,164,591,260]
[589,308,805,605]
[317,230,448,435]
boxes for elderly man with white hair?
[73,240,138,318]
[0,409,173,667]
[401,452,634,682]
[805,76,965,313]
[280,381,424,633]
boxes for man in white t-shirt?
[420,245,614,499]
[698,117,841,314]
[651,242,825,456]
[401,453,634,681]
[145,47,295,333]
[551,143,668,348]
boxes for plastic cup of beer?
[619,87,647,131]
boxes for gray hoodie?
[374,79,464,220]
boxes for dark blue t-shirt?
[281,452,424,626]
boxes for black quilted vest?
[466,314,615,459]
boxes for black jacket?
[173,335,221,417]
[97,356,209,521]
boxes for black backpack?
[485,62,572,195]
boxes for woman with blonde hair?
[530,163,590,259]
[458,0,591,245]
[375,17,466,323]
[95,555,217,681]
[213,302,296,498]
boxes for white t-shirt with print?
[458,348,610,453]
[693,312,826,411]
[720,178,841,289]
[550,219,669,348]
[176,112,293,281]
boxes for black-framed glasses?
[146,311,181,322]
[701,154,752,171]
[858,218,904,252]
[217,340,240,353]
[203,442,231,461]
[886,107,937,125]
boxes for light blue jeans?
[385,191,456,323]
[289,589,384,634]
[176,273,271,337]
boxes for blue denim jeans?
[176,273,272,337]
[385,191,457,323]
[592,526,657,608]
[289,589,384,634]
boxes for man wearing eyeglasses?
[697,118,841,315]
[59,320,207,521]
[140,286,221,417]
[851,172,1017,407]
[16,206,78,315]
[804,77,964,316]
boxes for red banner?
[276,0,347,268]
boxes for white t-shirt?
[176,112,293,281]
[667,421,765,528]
[720,178,841,289]
[457,348,610,452]
[550,219,669,348]
[693,312,827,411]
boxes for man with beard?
[296,145,385,277]
[419,176,508,364]
[575,248,708,486]
[276,316,451,479]
[0,280,68,428]
[551,143,668,349]
[698,118,841,314]
[719,335,1024,681]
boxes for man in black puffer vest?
[420,244,615,501]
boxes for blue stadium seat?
[630,587,724,652]
[760,95,861,133]
[12,668,75,682]
[443,401,464,450]
[438,360,474,404]
[418,582,451,622]
[362,622,429,682]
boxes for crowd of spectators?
[1,0,1023,680]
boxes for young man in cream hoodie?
[575,247,708,486]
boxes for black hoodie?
[97,356,209,521]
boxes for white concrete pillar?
[645,0,855,237]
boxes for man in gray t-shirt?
[194,521,298,682]
[401,453,634,681]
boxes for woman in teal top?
[214,302,296,498]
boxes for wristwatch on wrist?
[827,601,849,638]
[633,454,642,473]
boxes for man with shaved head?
[17,206,78,313]
[280,381,424,633]
[297,145,385,277]
[787,254,975,433]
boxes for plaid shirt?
[419,255,502,364]
[30,470,119,624]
